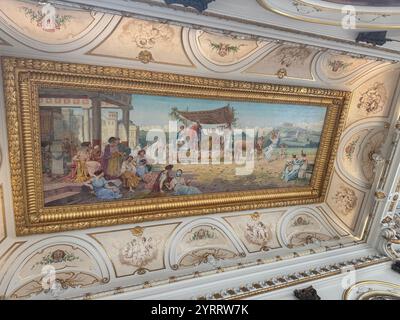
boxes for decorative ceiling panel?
[258,0,400,29]
[88,17,194,67]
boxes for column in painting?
[82,107,91,143]
[92,98,102,147]
[122,106,130,146]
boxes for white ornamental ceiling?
[0,0,399,299]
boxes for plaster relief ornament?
[333,186,358,215]
[209,41,245,57]
[119,228,157,269]
[190,227,217,242]
[21,3,72,32]
[120,20,174,49]
[289,232,332,247]
[137,50,154,64]
[292,0,322,14]
[345,137,360,161]
[328,59,353,73]
[357,82,387,115]
[292,216,312,226]
[276,68,287,79]
[32,249,79,269]
[244,212,272,249]
[274,46,313,67]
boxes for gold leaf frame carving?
[2,57,351,235]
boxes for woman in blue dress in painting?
[89,169,122,200]
[281,155,304,182]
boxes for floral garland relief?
[20,3,72,32]
[357,82,388,115]
[32,249,80,270]
[333,186,358,216]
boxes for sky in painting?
[129,94,327,131]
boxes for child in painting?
[88,169,122,200]
[169,169,201,196]
[120,156,140,192]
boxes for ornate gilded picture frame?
[2,57,350,235]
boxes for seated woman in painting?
[151,164,174,194]
[135,149,152,179]
[102,137,123,179]
[86,169,122,200]
[120,156,140,192]
[169,169,201,196]
[73,142,102,183]
[281,154,304,182]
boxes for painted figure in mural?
[169,169,201,196]
[263,130,280,161]
[279,144,288,160]
[190,120,202,150]
[255,135,265,159]
[177,125,186,147]
[298,150,308,179]
[90,145,102,163]
[281,154,304,182]
[102,137,123,179]
[120,156,141,192]
[41,142,52,176]
[135,149,152,179]
[116,138,131,161]
[74,142,91,183]
[152,164,174,193]
[88,169,122,200]
[73,142,102,182]
[146,136,166,164]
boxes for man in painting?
[152,164,174,194]
[190,120,202,150]
[102,137,123,179]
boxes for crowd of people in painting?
[42,124,312,202]
[48,136,201,201]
